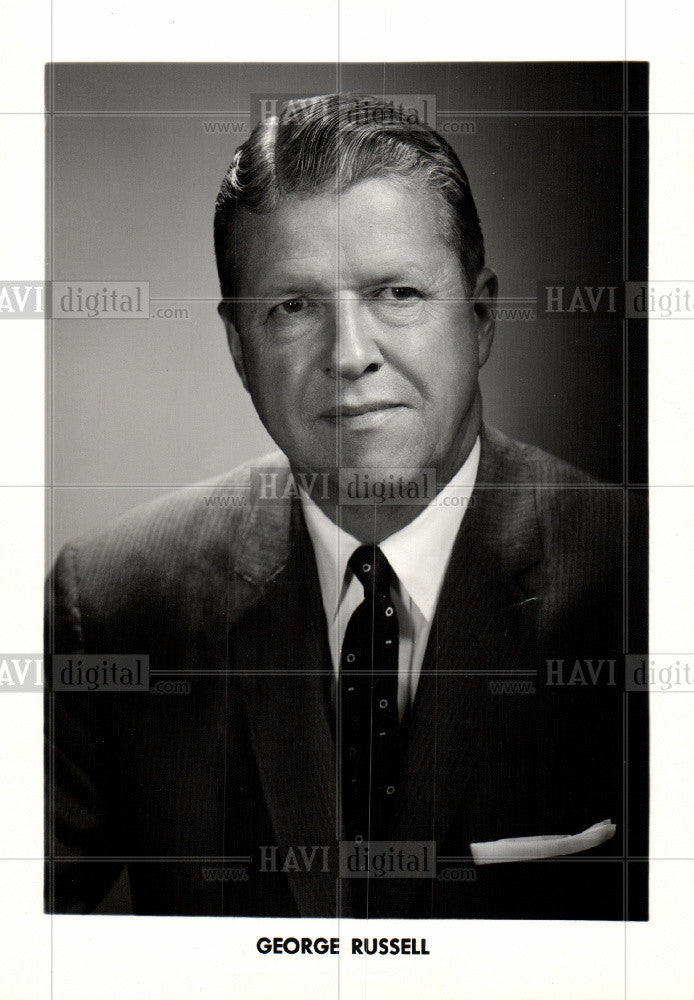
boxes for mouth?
[321,400,404,431]
[320,401,404,419]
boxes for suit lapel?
[374,425,543,916]
[231,483,339,917]
[228,428,544,918]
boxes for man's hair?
[214,93,485,306]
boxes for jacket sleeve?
[44,545,127,913]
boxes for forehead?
[233,175,456,294]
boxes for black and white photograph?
[44,63,648,921]
[0,2,693,997]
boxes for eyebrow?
[245,262,434,299]
[243,273,334,299]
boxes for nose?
[325,295,383,380]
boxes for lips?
[320,401,404,420]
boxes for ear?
[218,302,250,393]
[470,266,498,369]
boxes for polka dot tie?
[339,544,400,848]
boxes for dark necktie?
[339,544,400,847]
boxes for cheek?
[245,345,311,416]
[399,319,478,396]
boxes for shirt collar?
[300,437,480,624]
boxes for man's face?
[225,174,496,485]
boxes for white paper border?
[1,2,693,998]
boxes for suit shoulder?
[482,424,621,534]
[482,424,597,487]
[56,451,289,591]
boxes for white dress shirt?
[300,437,481,718]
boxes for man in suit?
[45,94,646,919]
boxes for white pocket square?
[471,819,616,865]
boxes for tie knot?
[348,544,393,598]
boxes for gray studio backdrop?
[48,63,628,556]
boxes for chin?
[341,430,424,465]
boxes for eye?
[273,298,308,316]
[376,286,422,302]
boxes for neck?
[304,396,483,544]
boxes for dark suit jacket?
[45,424,647,919]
